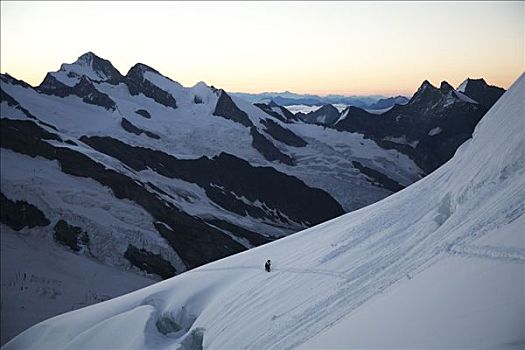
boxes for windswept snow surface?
[5,74,525,349]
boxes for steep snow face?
[6,74,523,349]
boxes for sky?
[1,1,523,96]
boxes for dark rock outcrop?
[250,127,295,166]
[135,109,152,119]
[125,64,177,109]
[260,119,307,147]
[1,192,50,230]
[74,77,116,110]
[124,244,176,279]
[254,103,287,123]
[213,90,253,127]
[352,161,404,192]
[53,219,89,252]
[120,118,160,139]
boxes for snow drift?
[4,73,524,349]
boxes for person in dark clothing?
[265,259,271,272]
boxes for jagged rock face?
[125,64,178,109]
[213,90,253,127]
[459,78,505,109]
[335,80,497,174]
[299,104,340,126]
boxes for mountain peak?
[49,51,123,86]
[408,80,439,104]
[77,51,98,63]
[127,63,160,77]
[439,81,454,93]
[456,78,505,108]
[420,80,435,90]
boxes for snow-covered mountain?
[6,72,523,350]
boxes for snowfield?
[3,73,524,349]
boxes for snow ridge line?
[447,244,525,264]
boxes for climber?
[265,259,271,272]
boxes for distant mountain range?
[231,91,392,109]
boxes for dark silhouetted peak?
[408,80,441,105]
[457,78,505,109]
[439,81,454,93]
[420,80,436,90]
[457,78,487,92]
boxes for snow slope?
[4,72,523,349]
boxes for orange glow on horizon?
[1,1,523,97]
